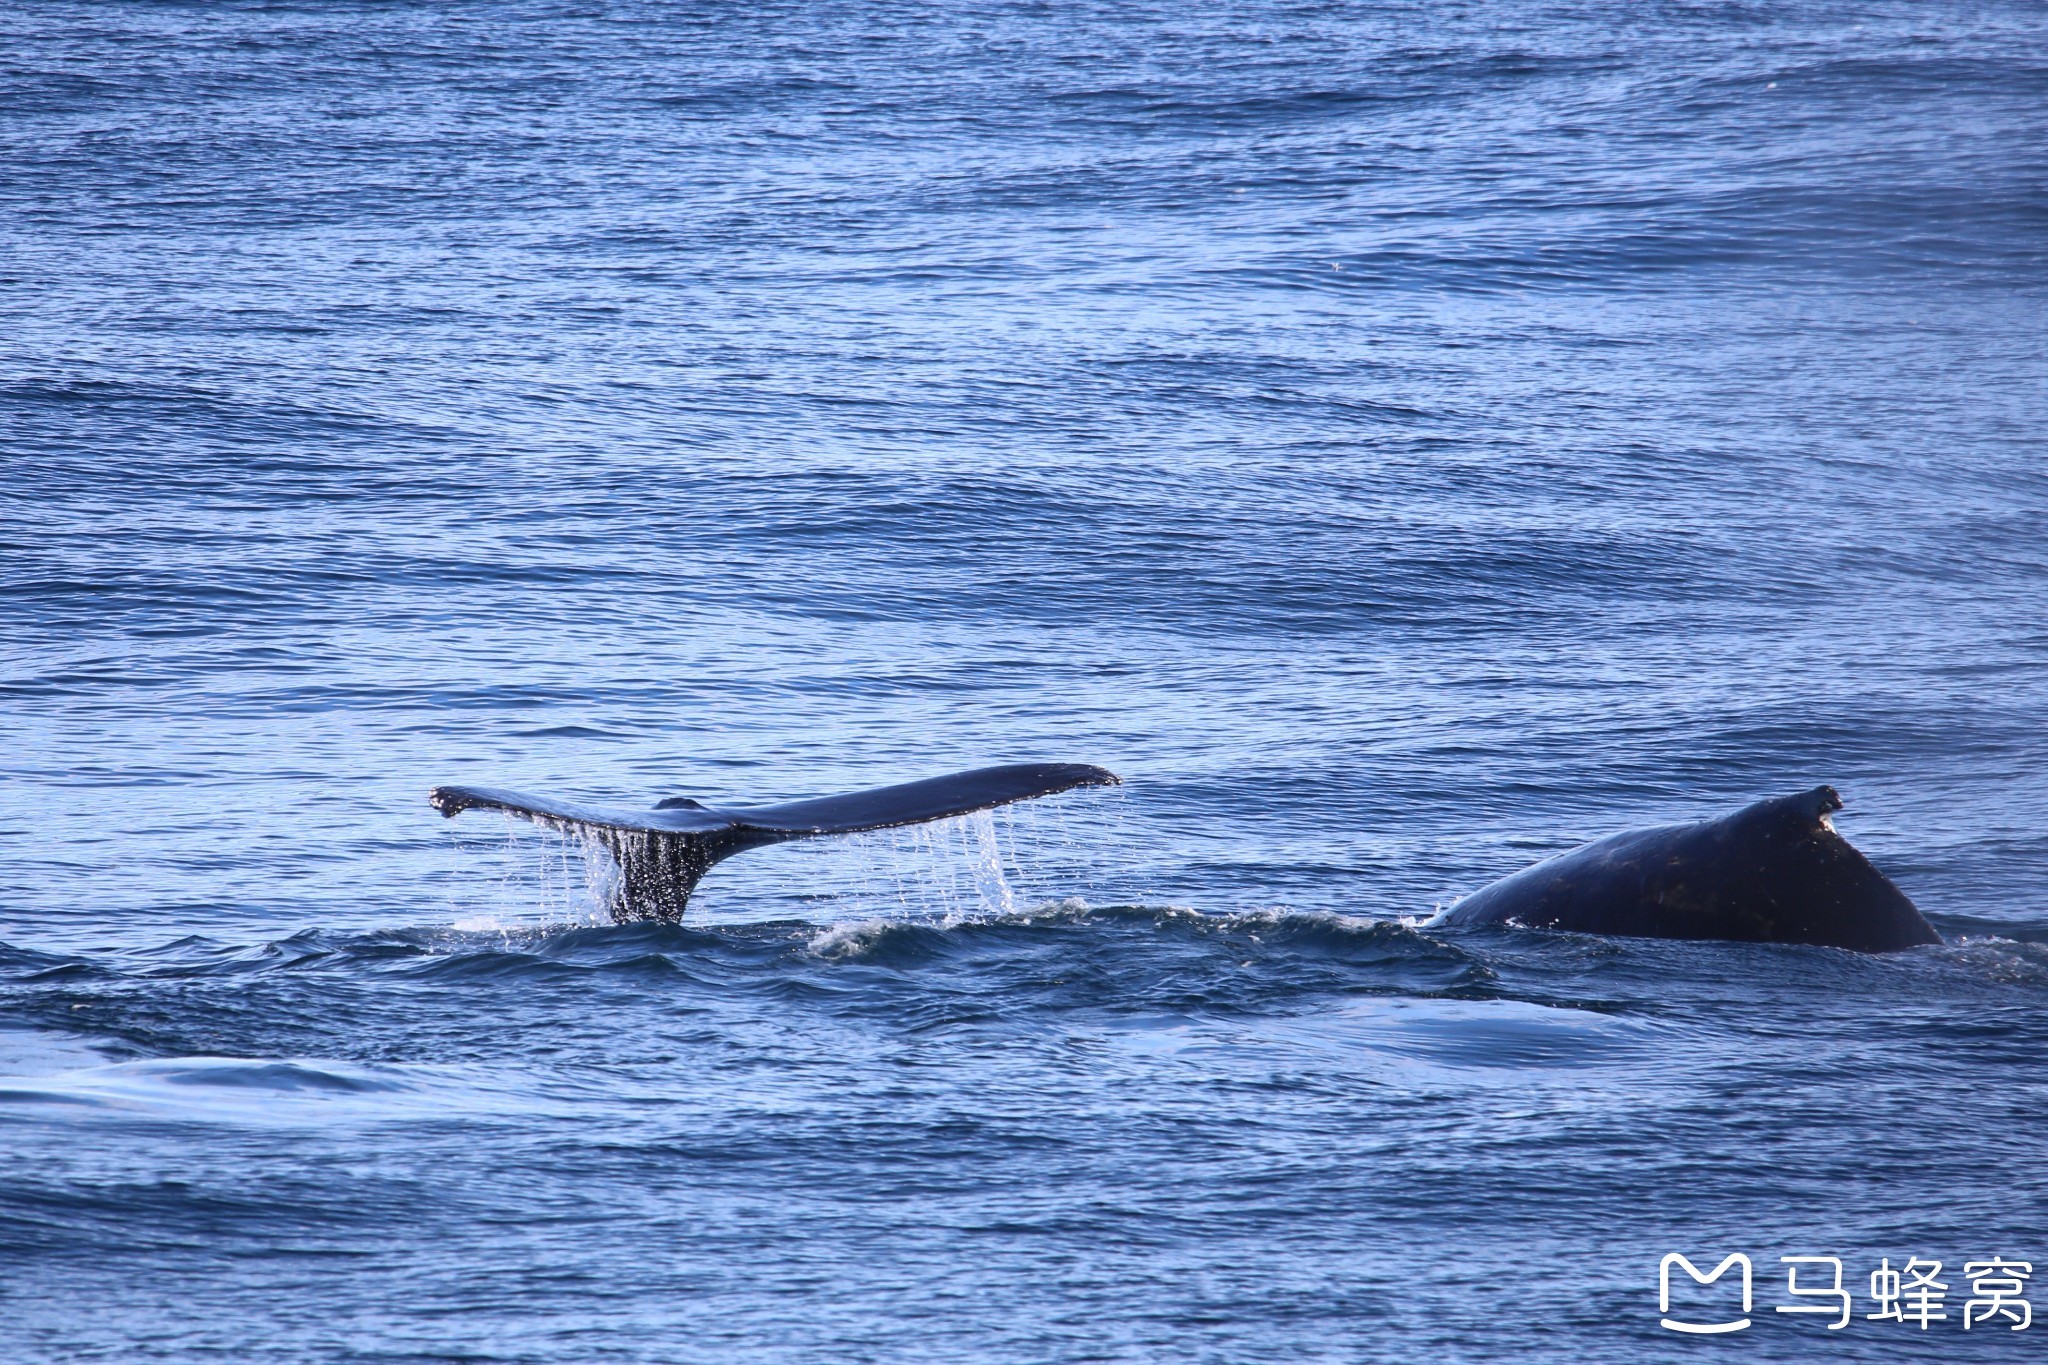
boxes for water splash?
[444,814,618,931]
[442,787,1134,930]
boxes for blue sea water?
[4,1,2047,1359]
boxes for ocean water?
[4,1,2047,1359]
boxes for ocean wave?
[0,1053,468,1125]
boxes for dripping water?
[441,787,1138,931]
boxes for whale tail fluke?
[430,762,1120,922]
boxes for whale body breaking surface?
[432,769,1939,953]
[1434,785,1940,953]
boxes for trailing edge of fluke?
[429,762,1120,923]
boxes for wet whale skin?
[1437,787,1941,953]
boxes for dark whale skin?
[430,762,1121,923]
[1436,786,1941,953]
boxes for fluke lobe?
[1433,785,1941,953]
[430,762,1120,922]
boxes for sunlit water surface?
[4,1,2047,1360]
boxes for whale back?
[1438,786,1941,953]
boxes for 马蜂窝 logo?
[1660,1253,1752,1334]
[1659,1253,2032,1333]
